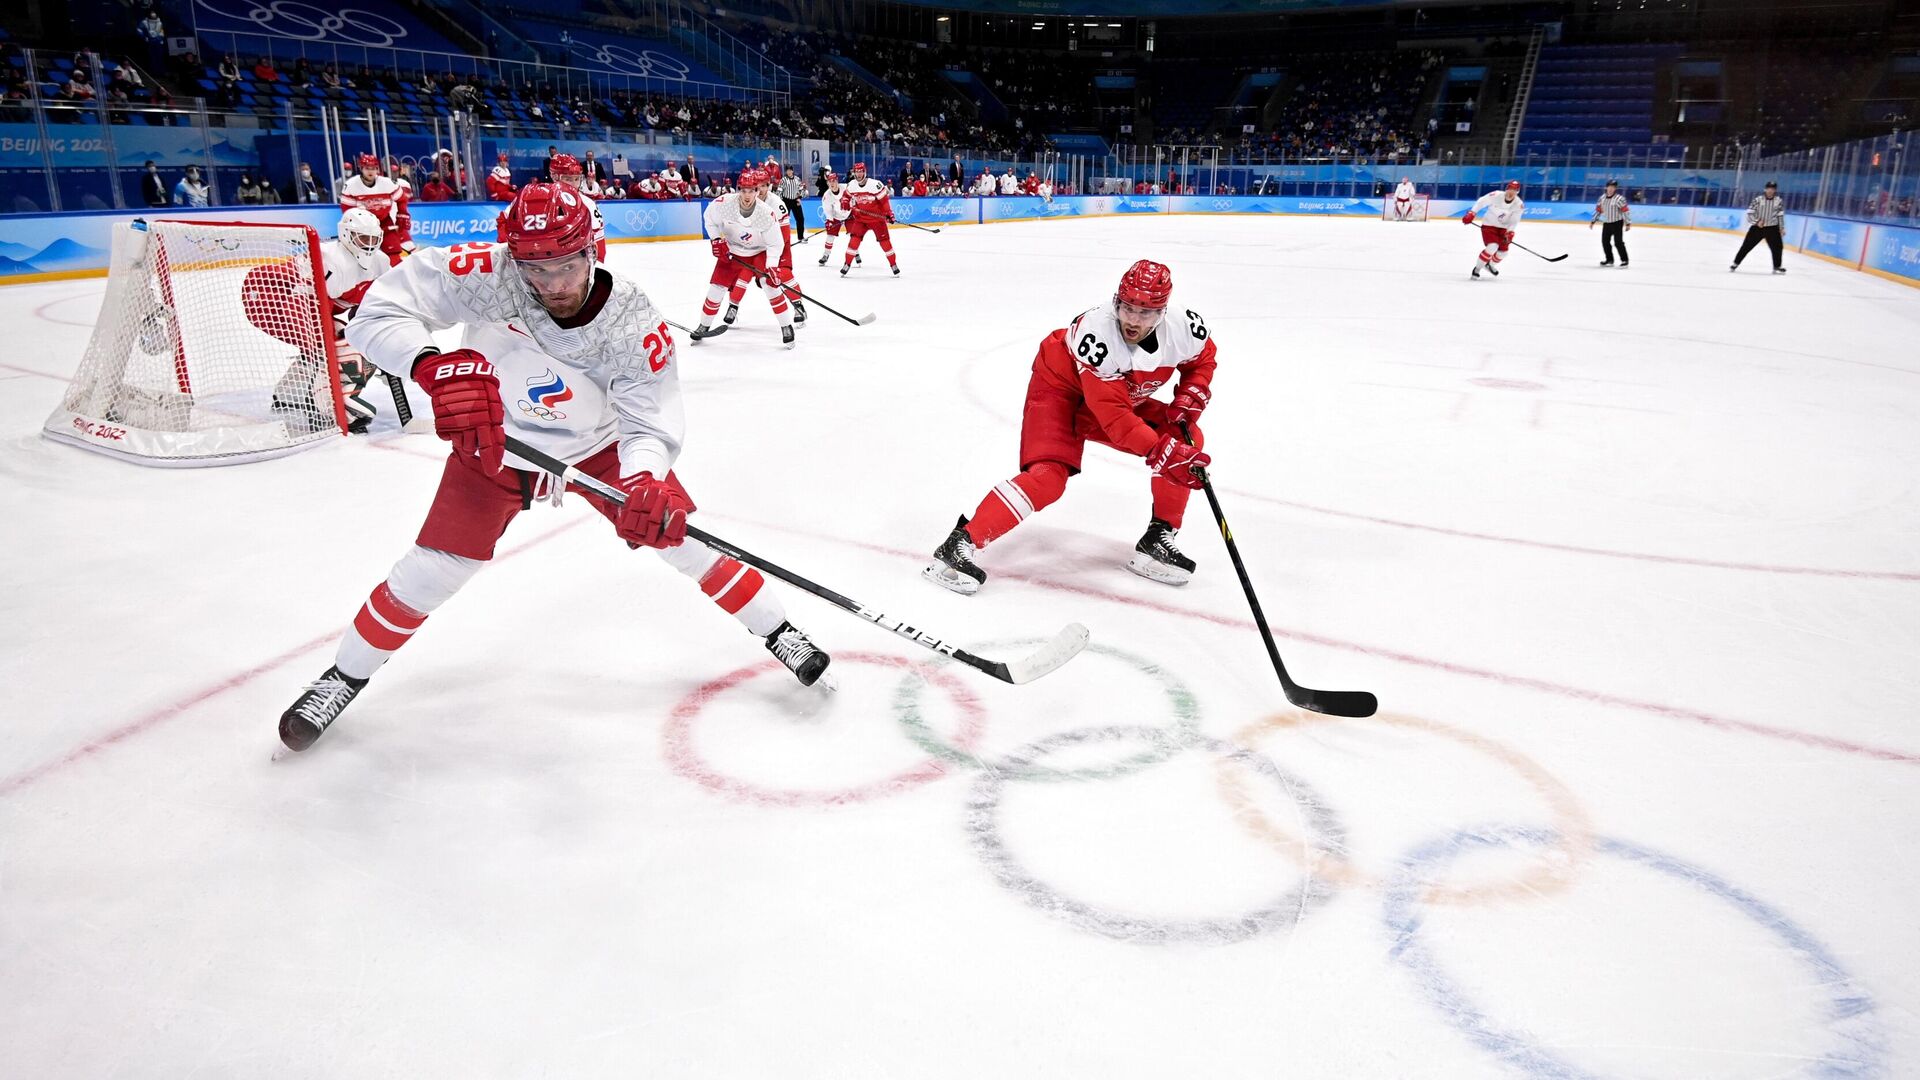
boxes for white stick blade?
[1004,623,1090,684]
[856,313,878,325]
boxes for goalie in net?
[1384,178,1430,221]
[44,218,355,466]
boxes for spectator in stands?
[218,54,240,83]
[65,67,97,104]
[172,165,208,207]
[320,64,341,90]
[292,161,327,202]
[140,160,167,207]
[252,57,279,83]
[236,171,265,204]
[137,10,164,43]
[420,173,456,202]
[289,59,312,89]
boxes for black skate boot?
[839,264,850,277]
[765,621,834,689]
[722,303,740,326]
[1485,261,1500,277]
[279,665,369,751]
[1126,518,1196,586]
[781,325,796,349]
[891,264,900,276]
[792,301,808,325]
[1471,263,1482,279]
[817,251,829,266]
[923,515,986,595]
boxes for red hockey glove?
[1167,383,1211,427]
[1146,432,1210,490]
[1505,229,1516,242]
[710,237,730,261]
[1461,211,1476,226]
[615,472,691,549]
[413,348,504,474]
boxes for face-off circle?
[1217,710,1594,905]
[1383,827,1886,1078]
[664,651,986,807]
[892,641,1201,783]
[967,726,1346,945]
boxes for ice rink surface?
[3,214,1918,1078]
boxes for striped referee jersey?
[1747,194,1785,228]
[1593,193,1631,224]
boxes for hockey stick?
[748,266,877,326]
[1511,240,1568,263]
[502,435,1088,685]
[1179,423,1378,718]
[381,372,413,425]
[895,219,941,234]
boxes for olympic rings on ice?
[1383,827,1886,1078]
[662,651,985,807]
[965,726,1345,945]
[892,640,1201,783]
[1216,710,1595,904]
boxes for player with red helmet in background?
[925,259,1216,594]
[501,152,606,261]
[276,182,834,751]
[837,162,900,276]
[1462,180,1526,279]
[719,168,808,327]
[692,167,796,347]
[338,152,412,261]
[816,170,860,268]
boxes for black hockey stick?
[747,266,877,326]
[1511,240,1568,263]
[502,435,1088,684]
[895,219,942,234]
[1179,423,1377,718]
[381,372,413,425]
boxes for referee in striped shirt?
[1731,181,1787,274]
[1590,179,1631,267]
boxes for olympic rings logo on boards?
[1212,199,1235,211]
[621,208,660,231]
[194,0,412,47]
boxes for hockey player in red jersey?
[925,260,1215,594]
[276,183,834,751]
[338,152,412,261]
[1462,180,1526,279]
[838,162,900,276]
[509,153,606,261]
[485,152,515,201]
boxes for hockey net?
[44,219,347,467]
[1382,193,1431,222]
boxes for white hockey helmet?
[338,207,384,267]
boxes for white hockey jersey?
[704,194,786,261]
[998,172,1019,195]
[318,238,389,332]
[346,242,683,479]
[820,186,850,223]
[1060,303,1216,406]
[338,174,407,227]
[1469,189,1525,230]
[1395,179,1416,202]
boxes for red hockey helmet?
[356,152,381,173]
[502,182,593,263]
[550,153,583,178]
[739,166,768,189]
[850,162,867,176]
[1115,259,1173,311]
[1505,180,1522,191]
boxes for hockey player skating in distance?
[518,153,606,261]
[925,260,1214,595]
[1462,180,1525,279]
[816,171,860,268]
[278,183,833,751]
[251,207,393,433]
[338,152,411,262]
[1391,177,1417,220]
[838,162,900,277]
[719,170,806,327]
[692,168,796,347]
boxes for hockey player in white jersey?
[277,183,834,751]
[692,167,795,347]
[719,170,806,327]
[1462,180,1526,279]
[337,152,411,261]
[816,170,858,267]
[1391,177,1417,220]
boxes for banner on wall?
[0,123,262,169]
[1862,221,1920,284]
[1798,216,1871,265]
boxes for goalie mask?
[338,207,384,269]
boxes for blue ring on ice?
[1382,826,1886,1079]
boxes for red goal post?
[43,219,349,467]
[1382,193,1431,222]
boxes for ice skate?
[278,665,369,751]
[765,621,834,690]
[923,515,986,596]
[781,325,796,349]
[792,301,807,325]
[1126,519,1196,586]
[722,303,739,326]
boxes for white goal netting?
[1383,193,1431,222]
[44,219,346,467]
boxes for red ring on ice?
[663,651,988,807]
